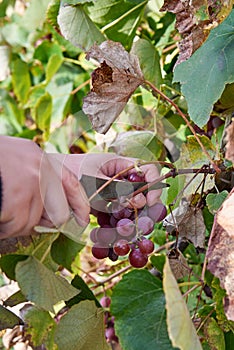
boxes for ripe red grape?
[105,327,118,342]
[92,244,109,259]
[116,218,135,237]
[147,203,167,223]
[129,248,148,268]
[97,212,111,227]
[100,296,111,308]
[137,216,154,235]
[128,172,145,182]
[138,239,154,255]
[113,239,130,256]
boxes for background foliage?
[0,1,234,349]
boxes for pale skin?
[0,136,161,239]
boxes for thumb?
[62,169,90,227]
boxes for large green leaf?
[15,256,79,312]
[0,305,23,331]
[132,38,162,88]
[174,9,234,127]
[163,258,202,350]
[33,91,52,134]
[54,300,108,350]
[86,0,147,49]
[24,306,57,350]
[20,0,52,31]
[0,254,28,280]
[111,269,175,350]
[57,4,105,51]
[67,275,100,308]
[12,58,31,104]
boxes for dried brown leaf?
[163,199,206,248]
[167,248,190,279]
[160,0,233,65]
[0,236,32,254]
[207,188,234,321]
[225,120,234,163]
[83,40,144,134]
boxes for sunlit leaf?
[0,45,10,81]
[206,191,228,215]
[12,58,31,104]
[203,317,225,350]
[45,54,64,83]
[111,269,174,350]
[163,258,202,350]
[58,4,105,51]
[174,9,234,127]
[33,92,52,134]
[54,300,108,350]
[21,0,52,31]
[15,256,79,312]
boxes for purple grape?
[92,244,109,259]
[147,203,167,223]
[129,248,148,268]
[105,327,118,342]
[111,203,132,220]
[128,172,145,182]
[100,296,111,308]
[97,212,111,227]
[137,216,154,235]
[116,218,135,237]
[96,227,117,246]
[108,247,119,261]
[90,227,98,243]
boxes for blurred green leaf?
[150,253,166,273]
[163,258,202,350]
[0,89,24,132]
[0,45,10,81]
[174,9,234,127]
[111,269,174,350]
[0,305,23,331]
[45,54,64,83]
[15,256,79,312]
[54,300,108,350]
[51,234,84,271]
[21,0,52,31]
[24,306,57,350]
[206,191,229,215]
[1,23,28,48]
[58,4,105,51]
[67,275,100,308]
[33,91,52,134]
[12,58,31,104]
[203,317,225,350]
[132,38,162,88]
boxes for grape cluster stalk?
[90,172,167,268]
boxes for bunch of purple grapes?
[89,172,167,268]
[100,296,118,344]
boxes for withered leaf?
[163,198,206,248]
[167,248,190,279]
[82,40,144,134]
[207,188,234,321]
[225,120,234,163]
[160,0,233,65]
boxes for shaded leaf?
[51,234,85,271]
[83,40,144,133]
[0,305,23,331]
[206,191,228,215]
[163,257,203,350]
[67,275,100,308]
[0,254,28,280]
[173,9,234,127]
[167,248,190,279]
[207,188,234,321]
[163,198,206,248]
[203,317,225,350]
[15,256,79,312]
[111,269,174,350]
[54,300,108,350]
[109,130,163,160]
[161,0,233,65]
[57,4,105,51]
[24,306,57,350]
[3,290,27,308]
[131,38,162,88]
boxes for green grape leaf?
[111,269,174,350]
[24,306,57,350]
[0,305,23,331]
[109,131,163,161]
[174,9,234,127]
[57,4,105,51]
[33,91,52,134]
[15,256,79,312]
[206,191,229,215]
[203,317,225,350]
[54,300,108,350]
[51,234,85,271]
[45,54,64,83]
[12,58,31,104]
[0,89,24,132]
[0,254,28,280]
[3,290,27,307]
[86,0,147,49]
[67,275,100,308]
[20,0,52,31]
[163,258,203,350]
[132,38,162,88]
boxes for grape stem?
[144,80,221,174]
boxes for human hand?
[0,136,89,239]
